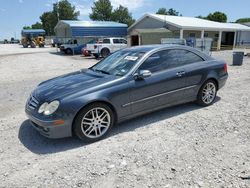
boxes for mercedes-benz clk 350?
[25,45,228,142]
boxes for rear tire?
[73,103,115,142]
[101,48,110,58]
[66,48,73,55]
[197,80,217,106]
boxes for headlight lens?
[38,101,60,115]
[38,102,48,113]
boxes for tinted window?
[113,39,120,44]
[139,49,204,73]
[121,39,127,44]
[103,39,111,44]
[177,50,204,65]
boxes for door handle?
[176,71,186,77]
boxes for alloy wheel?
[202,82,216,104]
[81,107,111,139]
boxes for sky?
[0,0,250,40]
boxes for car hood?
[33,69,117,102]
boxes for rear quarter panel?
[184,59,227,99]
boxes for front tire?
[101,48,110,58]
[197,80,217,106]
[73,103,114,142]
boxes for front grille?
[28,95,39,110]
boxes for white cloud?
[19,0,23,3]
[110,0,145,10]
[73,2,92,16]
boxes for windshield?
[90,50,145,76]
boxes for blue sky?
[0,0,250,40]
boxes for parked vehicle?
[10,38,20,44]
[25,45,228,142]
[60,39,78,54]
[3,39,9,44]
[81,47,91,56]
[60,39,97,55]
[21,29,45,48]
[62,44,86,55]
[87,37,127,58]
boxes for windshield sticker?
[124,56,139,61]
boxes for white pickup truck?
[86,38,127,58]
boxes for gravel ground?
[0,44,250,187]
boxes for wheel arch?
[203,77,219,90]
[71,100,118,135]
[101,47,110,53]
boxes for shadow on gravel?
[18,120,86,155]
[49,51,69,56]
[19,97,220,155]
[110,97,221,137]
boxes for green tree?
[236,18,250,23]
[90,0,113,21]
[40,12,56,35]
[89,0,135,26]
[111,5,135,26]
[55,0,79,20]
[206,11,227,23]
[156,8,168,15]
[156,8,180,16]
[40,0,79,35]
[23,26,32,29]
[196,15,206,19]
[31,22,43,29]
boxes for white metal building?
[128,14,250,50]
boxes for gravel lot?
[0,44,250,187]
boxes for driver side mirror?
[134,70,152,80]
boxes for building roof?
[129,13,250,31]
[133,28,171,33]
[57,20,128,28]
[21,29,45,34]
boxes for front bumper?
[25,109,72,139]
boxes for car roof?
[122,44,184,53]
[122,44,213,60]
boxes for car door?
[175,49,206,98]
[120,39,127,49]
[129,49,189,114]
[112,39,121,52]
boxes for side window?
[113,39,120,44]
[121,39,127,44]
[139,50,178,73]
[139,49,204,73]
[176,50,204,65]
[103,39,110,44]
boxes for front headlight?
[38,100,60,115]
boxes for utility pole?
[57,0,60,21]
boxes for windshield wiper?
[90,68,110,75]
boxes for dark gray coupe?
[25,45,228,142]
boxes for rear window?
[103,39,110,44]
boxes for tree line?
[23,0,250,35]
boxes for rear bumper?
[25,111,72,139]
[218,74,228,89]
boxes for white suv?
[87,38,127,58]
